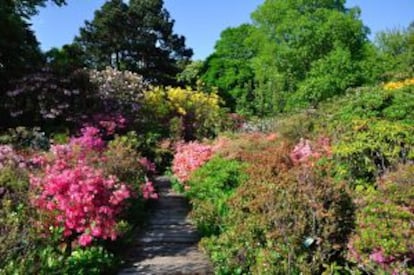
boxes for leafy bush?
[0,166,35,269]
[65,246,116,275]
[0,127,50,150]
[142,86,223,141]
[5,68,96,129]
[186,156,247,236]
[318,85,414,183]
[190,136,355,274]
[347,164,414,274]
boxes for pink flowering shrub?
[28,126,154,248]
[30,163,130,246]
[69,126,105,151]
[84,113,128,137]
[172,141,215,183]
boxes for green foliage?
[201,24,257,114]
[374,25,414,79]
[186,156,247,236]
[247,0,369,114]
[196,138,354,274]
[348,164,414,274]
[65,246,116,275]
[287,47,361,110]
[176,60,204,88]
[0,166,36,271]
[317,85,414,183]
[0,127,50,150]
[75,0,192,85]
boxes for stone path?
[118,176,213,275]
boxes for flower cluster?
[0,145,26,169]
[138,157,156,174]
[290,137,331,165]
[172,141,215,183]
[384,77,414,90]
[30,127,132,247]
[89,67,147,114]
[31,163,130,246]
[141,181,158,200]
[69,127,105,151]
[85,113,127,136]
[143,86,222,140]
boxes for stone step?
[126,243,200,260]
[138,230,199,244]
[119,256,213,275]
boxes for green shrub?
[202,162,354,274]
[0,166,36,270]
[0,126,50,150]
[347,164,414,274]
[320,86,414,184]
[186,156,247,236]
[65,246,116,275]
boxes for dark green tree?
[200,24,257,114]
[0,0,67,102]
[75,0,192,85]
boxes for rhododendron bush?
[29,126,156,248]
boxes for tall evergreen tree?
[75,0,193,85]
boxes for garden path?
[118,176,213,275]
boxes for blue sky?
[31,0,414,60]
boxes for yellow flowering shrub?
[142,87,223,140]
[383,77,414,90]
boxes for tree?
[374,24,414,79]
[14,0,66,18]
[200,24,257,114]
[250,0,369,113]
[0,0,67,127]
[75,0,193,85]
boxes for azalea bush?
[179,134,355,274]
[30,127,156,251]
[30,129,131,248]
[318,85,414,184]
[171,141,215,185]
[142,86,223,140]
[347,164,414,274]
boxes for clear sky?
[31,0,414,60]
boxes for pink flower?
[172,141,215,183]
[141,181,158,200]
[370,250,386,264]
[78,234,93,246]
[138,157,156,173]
[290,138,313,164]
